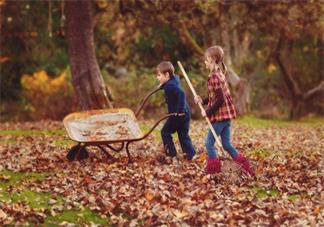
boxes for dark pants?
[161,114,196,157]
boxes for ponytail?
[221,61,227,75]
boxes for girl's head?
[204,46,227,75]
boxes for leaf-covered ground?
[0,117,323,226]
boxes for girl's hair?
[205,46,227,75]
[156,61,175,76]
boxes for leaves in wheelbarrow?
[0,120,323,226]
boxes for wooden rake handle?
[177,61,225,154]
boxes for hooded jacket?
[161,75,190,115]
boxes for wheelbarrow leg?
[126,142,133,163]
[97,145,115,160]
[106,143,124,152]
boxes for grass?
[251,186,280,199]
[0,170,49,202]
[0,138,17,144]
[251,186,305,202]
[0,170,48,188]
[0,129,65,136]
[0,169,110,225]
[53,140,74,146]
[140,123,160,141]
[247,149,272,158]
[11,190,64,209]
[0,139,74,147]
[44,207,109,226]
[237,115,324,128]
[0,128,73,146]
[287,194,300,201]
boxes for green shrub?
[20,70,77,120]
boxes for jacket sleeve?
[176,88,185,113]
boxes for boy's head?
[156,61,174,85]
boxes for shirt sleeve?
[202,97,209,105]
[205,88,225,117]
[205,74,225,116]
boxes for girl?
[195,46,254,176]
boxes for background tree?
[245,1,324,119]
[65,0,113,110]
[1,0,322,120]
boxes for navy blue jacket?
[161,75,190,115]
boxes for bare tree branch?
[275,34,302,97]
[178,21,204,56]
[304,80,324,101]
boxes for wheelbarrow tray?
[63,87,175,163]
[63,108,143,143]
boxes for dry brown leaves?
[0,120,323,226]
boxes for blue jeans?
[161,113,196,157]
[205,120,238,159]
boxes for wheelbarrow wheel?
[66,145,89,161]
[76,147,89,161]
[66,145,80,161]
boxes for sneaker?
[184,151,196,161]
[164,144,176,158]
[234,154,255,177]
[205,158,221,174]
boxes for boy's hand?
[176,113,185,117]
[194,95,203,104]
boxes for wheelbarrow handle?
[135,85,162,117]
[135,113,177,141]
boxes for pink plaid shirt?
[207,72,236,122]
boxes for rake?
[177,61,226,157]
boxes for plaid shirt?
[207,72,236,122]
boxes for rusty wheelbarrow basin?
[63,108,143,143]
[63,86,176,163]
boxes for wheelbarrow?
[63,86,175,163]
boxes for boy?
[156,61,196,160]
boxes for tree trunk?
[219,5,250,115]
[65,0,113,110]
[275,34,324,119]
[235,78,251,115]
[290,98,304,120]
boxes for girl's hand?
[194,95,203,104]
[201,109,207,117]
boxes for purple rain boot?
[234,154,255,177]
[206,158,221,174]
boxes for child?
[156,61,196,160]
[195,46,254,176]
